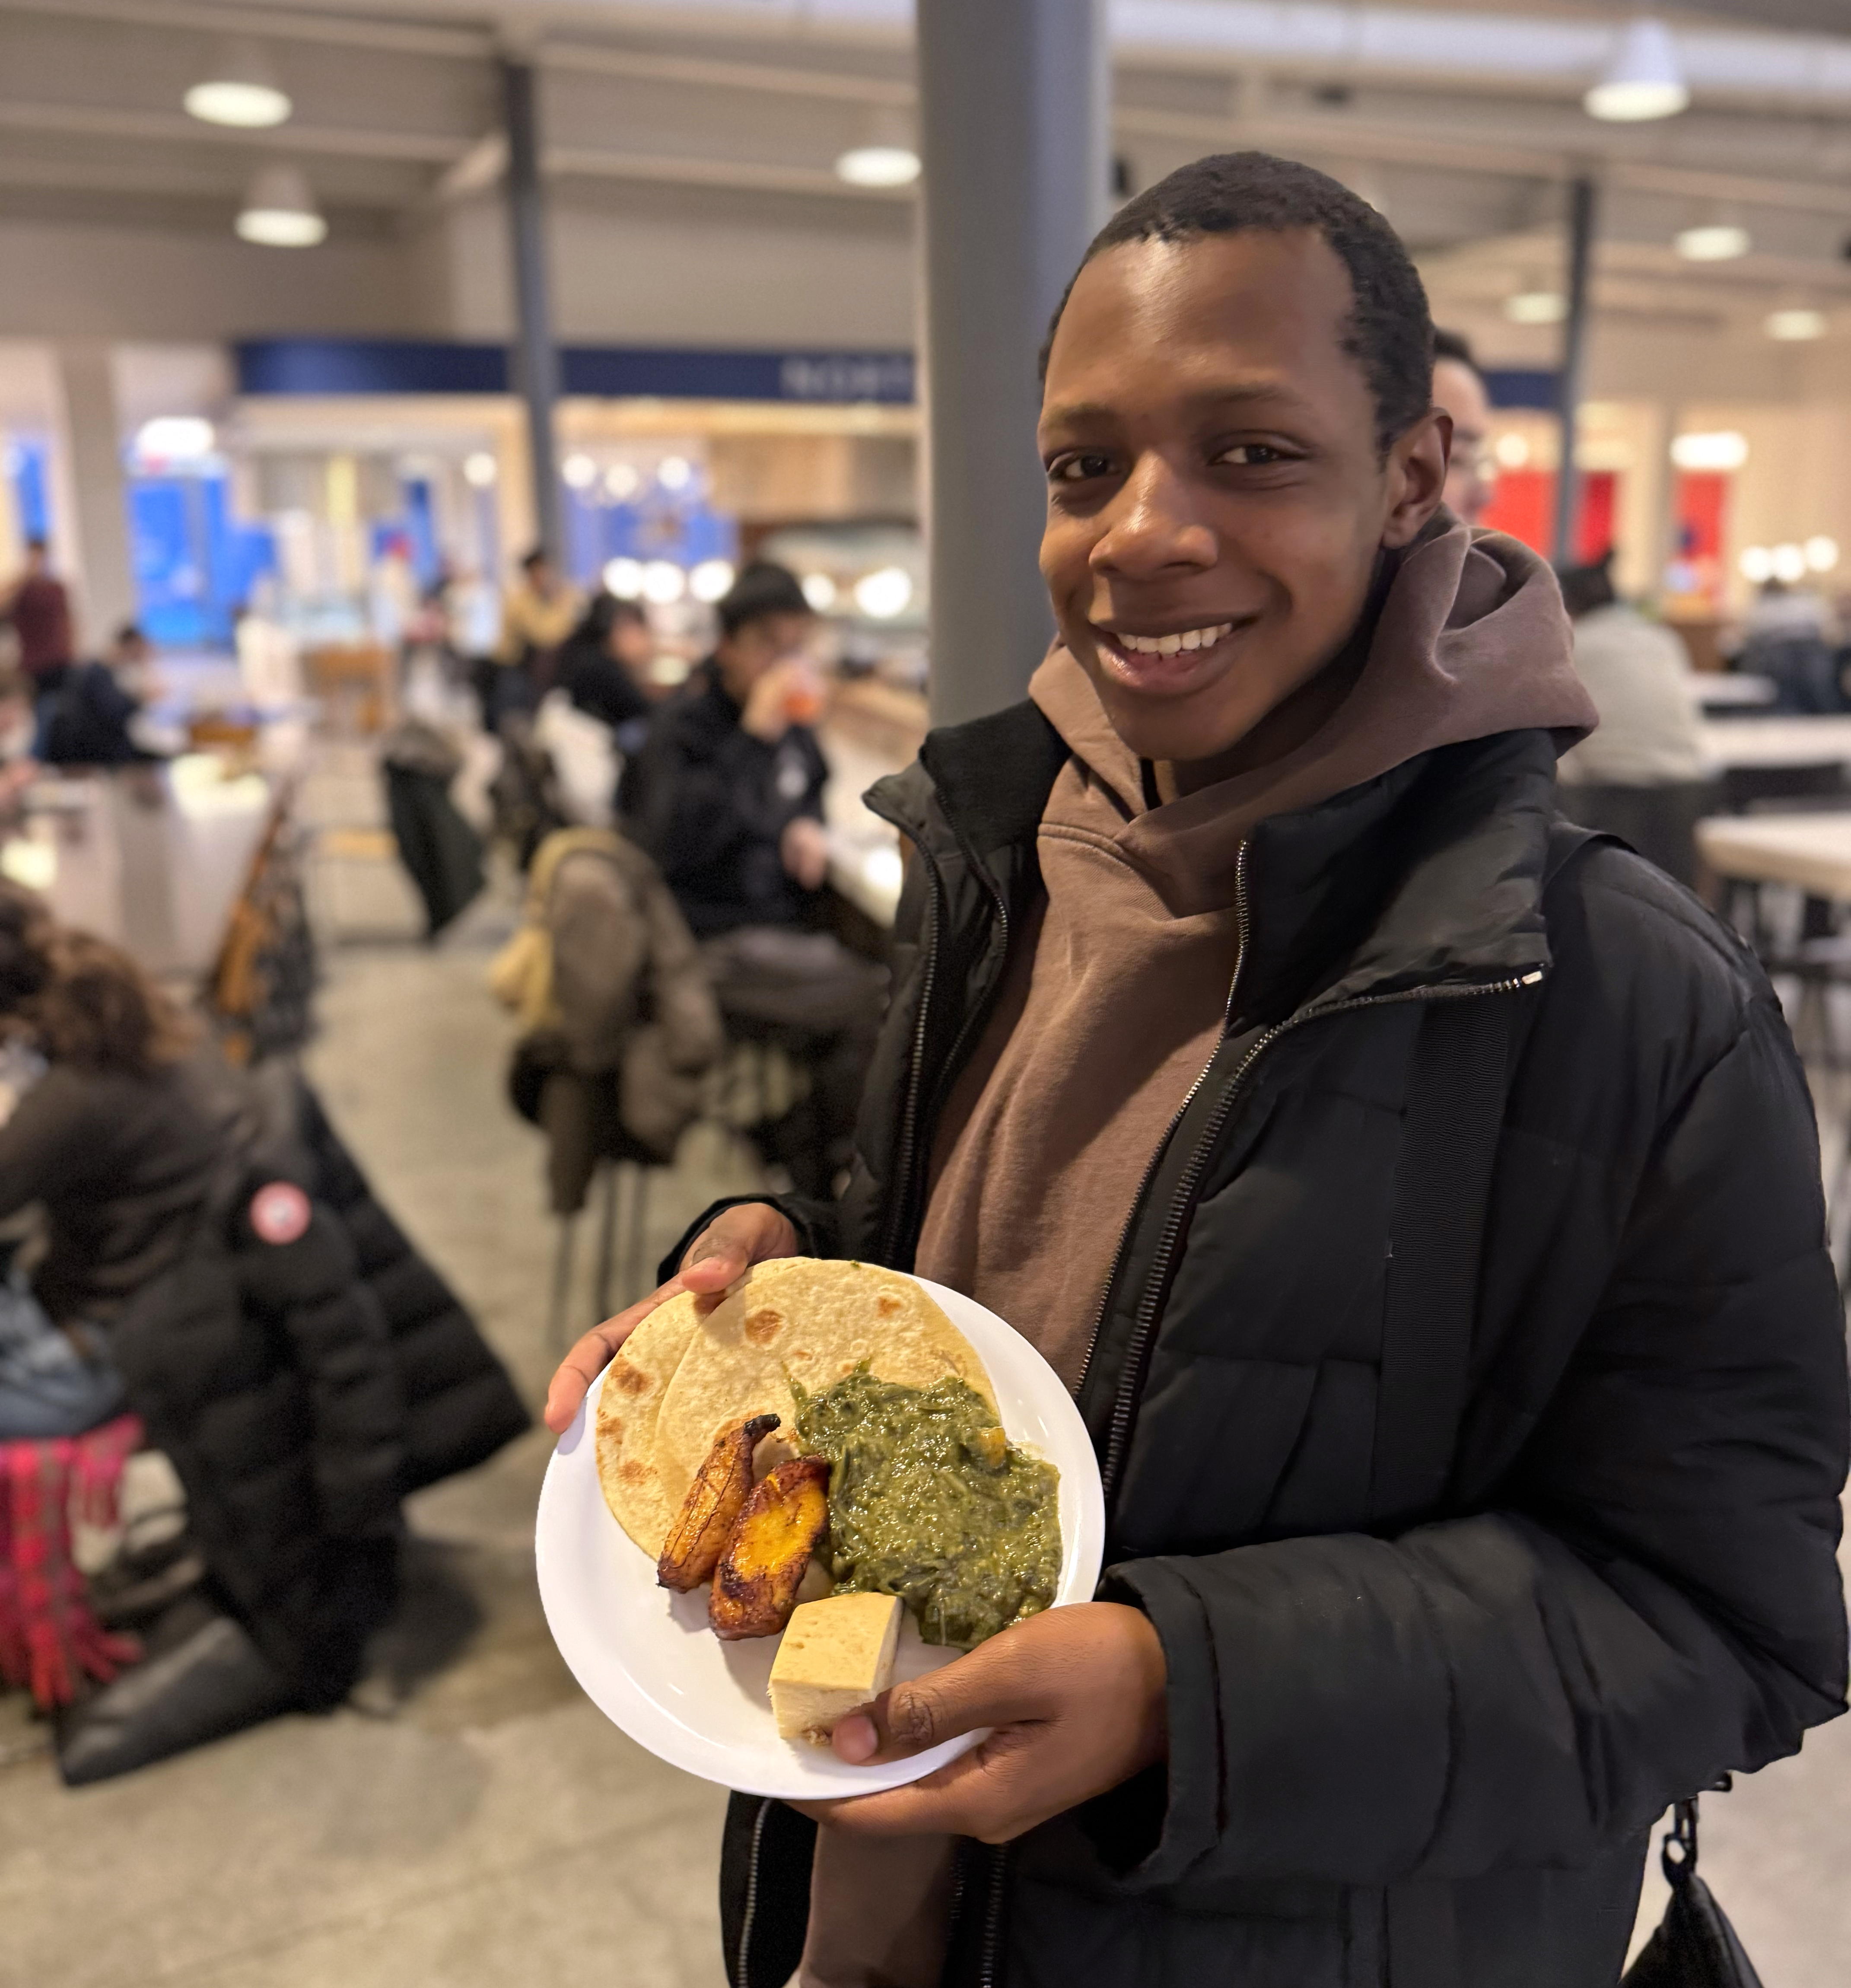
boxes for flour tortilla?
[594,1291,703,1555]
[655,1259,994,1497]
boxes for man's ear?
[1380,408,1450,550]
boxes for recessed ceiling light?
[1805,535,1840,573]
[463,452,497,487]
[1767,308,1828,341]
[1676,223,1750,262]
[1584,17,1689,123]
[561,454,597,490]
[1504,291,1568,325]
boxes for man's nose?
[1089,456,1217,579]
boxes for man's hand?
[740,659,823,743]
[790,1603,1167,1845]
[780,816,830,892]
[542,1202,801,1434]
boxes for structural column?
[916,0,1110,726]
[1552,174,1598,568]
[501,54,562,566]
[53,341,137,647]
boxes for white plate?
[534,1273,1107,1799]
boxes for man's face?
[1038,230,1446,771]
[1431,357,1493,526]
[715,609,814,698]
[526,558,557,595]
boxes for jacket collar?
[870,704,1558,1012]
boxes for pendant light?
[185,39,292,129]
[1584,17,1689,123]
[236,165,326,247]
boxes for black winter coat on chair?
[109,1069,528,1707]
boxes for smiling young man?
[548,154,1847,1988]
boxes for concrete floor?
[1,747,1849,1987]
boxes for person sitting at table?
[556,592,655,755]
[1741,576,1843,715]
[621,561,883,1195]
[1555,551,1711,889]
[37,622,158,767]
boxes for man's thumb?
[858,1642,1032,1761]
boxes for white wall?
[0,216,418,341]
[426,191,918,347]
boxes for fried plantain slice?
[656,1412,781,1592]
[709,1456,831,1641]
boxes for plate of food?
[535,1257,1106,1798]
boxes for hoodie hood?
[1028,514,1596,914]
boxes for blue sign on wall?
[235,339,916,405]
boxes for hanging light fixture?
[835,108,920,189]
[1584,17,1689,123]
[185,39,292,129]
[235,165,326,247]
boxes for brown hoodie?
[797,518,1596,1988]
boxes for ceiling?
[0,0,1846,359]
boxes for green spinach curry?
[793,1367,1061,1650]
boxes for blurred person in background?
[623,560,882,1195]
[0,884,240,1437]
[2,537,74,690]
[1741,574,1843,714]
[556,592,655,754]
[37,621,158,767]
[1554,551,1710,887]
[485,547,580,730]
[1431,328,1495,527]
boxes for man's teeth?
[1116,623,1233,657]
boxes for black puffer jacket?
[111,1070,528,1705]
[623,666,829,937]
[717,704,1848,1988]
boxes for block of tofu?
[768,1593,904,1744]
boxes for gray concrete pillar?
[54,341,136,649]
[1552,175,1598,568]
[501,55,562,566]
[917,0,1110,726]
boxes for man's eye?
[1216,443,1286,467]
[1050,453,1114,483]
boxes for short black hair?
[112,620,145,649]
[716,560,812,638]
[1432,328,1480,377]
[520,546,549,573]
[1040,151,1434,457]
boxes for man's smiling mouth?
[1110,621,1234,656]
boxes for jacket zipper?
[977,1847,1007,1988]
[734,1799,769,1988]
[1094,966,1542,1502]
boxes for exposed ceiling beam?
[1119,105,1851,223]
[544,145,907,202]
[0,98,466,166]
[0,0,490,61]
[542,40,911,105]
